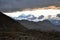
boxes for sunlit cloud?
[4,9,60,17]
[3,8,60,25]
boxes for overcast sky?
[0,0,60,12]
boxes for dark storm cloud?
[0,0,60,12]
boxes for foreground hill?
[0,12,27,32]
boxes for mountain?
[16,14,28,20]
[26,14,36,20]
[0,12,27,32]
[14,14,36,21]
[56,14,60,18]
[13,14,45,22]
[18,14,28,18]
[0,12,60,40]
[49,20,60,25]
[38,15,44,19]
[13,14,60,25]
[18,20,60,32]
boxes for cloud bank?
[4,10,60,25]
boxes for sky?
[0,0,60,12]
[1,0,60,21]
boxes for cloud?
[0,0,60,12]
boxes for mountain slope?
[0,12,27,32]
[18,20,60,32]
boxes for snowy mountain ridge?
[11,13,60,25]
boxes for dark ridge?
[18,19,54,25]
[38,20,54,25]
[0,12,27,32]
[18,20,60,32]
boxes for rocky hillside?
[0,12,27,32]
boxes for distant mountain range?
[1,12,60,40]
[12,14,60,25]
[13,14,45,21]
[18,14,36,20]
[17,20,60,32]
